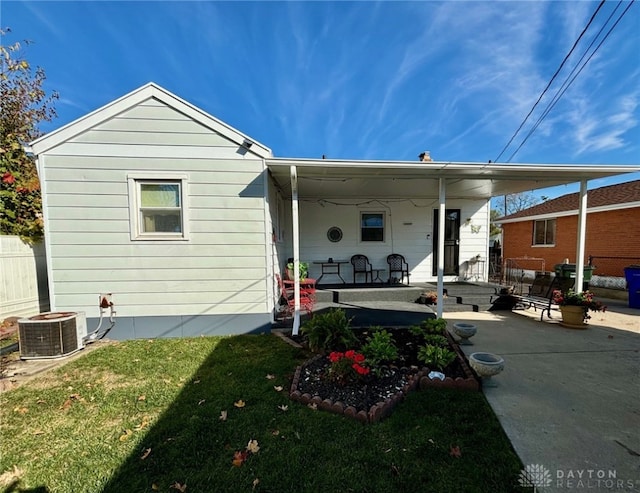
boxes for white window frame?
[532,218,555,246]
[359,211,386,243]
[127,172,189,241]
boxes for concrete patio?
[452,302,639,492]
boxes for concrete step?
[314,285,423,304]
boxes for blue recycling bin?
[624,265,640,309]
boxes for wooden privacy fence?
[0,236,49,320]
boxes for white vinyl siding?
[298,199,490,283]
[40,97,269,318]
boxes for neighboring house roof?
[27,82,273,158]
[499,180,640,223]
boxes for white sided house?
[27,83,640,339]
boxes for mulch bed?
[288,328,479,423]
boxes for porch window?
[128,173,189,240]
[361,212,384,242]
[533,219,555,246]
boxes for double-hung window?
[128,173,188,240]
[360,212,385,242]
[533,219,555,246]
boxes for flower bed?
[289,326,479,423]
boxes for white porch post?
[575,179,588,292]
[437,178,446,318]
[290,165,301,335]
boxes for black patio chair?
[387,254,410,284]
[350,254,373,284]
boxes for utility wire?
[506,0,634,163]
[493,0,606,163]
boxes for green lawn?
[0,334,526,493]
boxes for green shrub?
[300,308,357,352]
[417,344,456,371]
[422,334,448,347]
[361,327,399,374]
[420,317,447,335]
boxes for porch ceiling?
[266,158,640,200]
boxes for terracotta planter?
[560,305,587,329]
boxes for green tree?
[1,28,58,242]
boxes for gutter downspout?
[575,179,588,291]
[437,178,446,318]
[290,166,301,335]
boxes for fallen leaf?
[134,417,150,431]
[60,399,72,411]
[32,430,44,436]
[193,379,200,384]
[232,450,248,467]
[36,399,46,405]
[252,478,260,490]
[219,410,228,421]
[140,448,151,460]
[246,439,260,454]
[137,395,146,401]
[273,385,283,392]
[307,403,317,410]
[450,445,461,458]
[278,404,289,412]
[170,482,187,492]
[234,400,246,408]
[151,484,159,491]
[119,429,133,442]
[266,374,275,380]
[14,407,28,414]
[271,430,280,436]
[198,399,206,405]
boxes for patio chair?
[350,254,373,284]
[387,254,410,284]
[275,274,314,317]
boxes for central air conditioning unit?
[18,311,87,359]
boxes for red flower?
[328,351,343,363]
[352,363,369,375]
[353,353,365,363]
[2,172,15,184]
[345,349,356,359]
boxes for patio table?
[313,260,348,284]
[372,268,386,283]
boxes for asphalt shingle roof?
[500,179,640,221]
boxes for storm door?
[432,209,460,276]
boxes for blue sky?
[2,1,639,200]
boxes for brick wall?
[502,206,640,276]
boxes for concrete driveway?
[451,303,639,492]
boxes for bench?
[511,273,575,321]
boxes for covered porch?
[266,158,640,333]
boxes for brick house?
[498,180,640,279]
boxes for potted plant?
[552,289,606,328]
[286,261,309,281]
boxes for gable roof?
[499,179,640,222]
[27,82,272,159]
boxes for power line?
[505,0,635,163]
[493,0,607,163]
